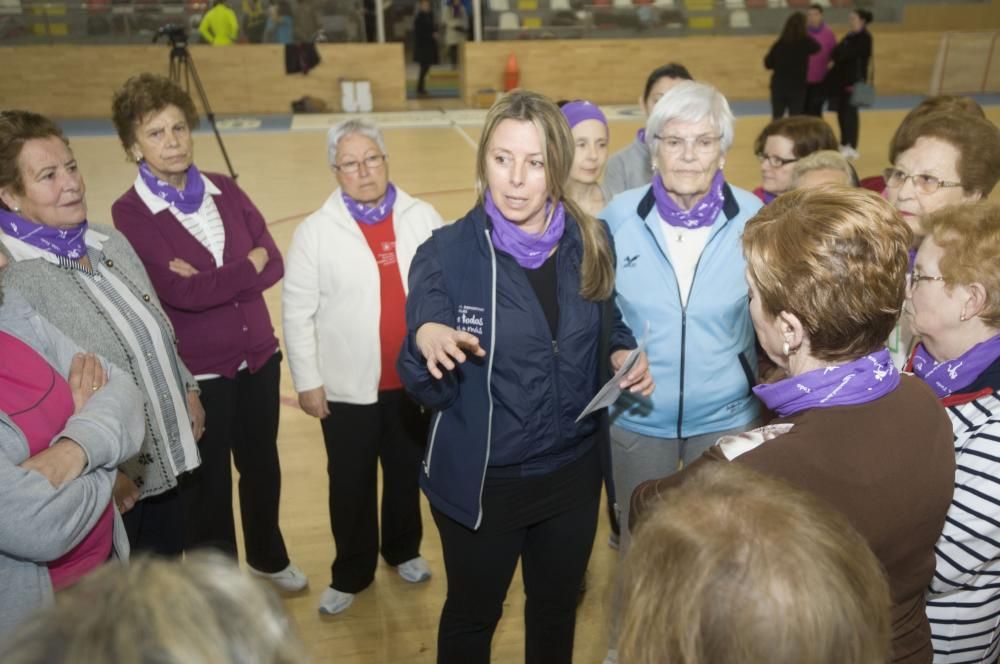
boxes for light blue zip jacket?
[602,181,762,439]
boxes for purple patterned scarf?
[484,190,566,269]
[911,334,1000,398]
[138,161,206,215]
[0,208,88,260]
[343,183,397,226]
[754,348,899,417]
[652,169,725,229]
[636,128,646,144]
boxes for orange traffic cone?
[503,53,520,92]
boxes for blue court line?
[58,114,294,137]
[54,93,1000,138]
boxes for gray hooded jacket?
[0,292,143,636]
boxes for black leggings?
[835,89,860,148]
[770,88,806,119]
[433,447,601,664]
[417,62,432,93]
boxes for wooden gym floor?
[65,102,1000,664]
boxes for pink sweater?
[0,332,113,590]
[807,24,837,84]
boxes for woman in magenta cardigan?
[109,73,305,592]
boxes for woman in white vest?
[282,119,444,616]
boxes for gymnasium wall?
[0,42,406,117]
[460,31,946,106]
[2,0,997,119]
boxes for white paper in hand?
[576,321,649,423]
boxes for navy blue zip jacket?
[398,205,637,530]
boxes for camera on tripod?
[153,23,188,46]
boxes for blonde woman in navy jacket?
[398,90,652,664]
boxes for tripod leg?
[183,53,238,180]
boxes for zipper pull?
[552,339,559,355]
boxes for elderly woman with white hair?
[791,149,859,189]
[282,119,444,616]
[601,81,764,552]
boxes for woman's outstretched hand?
[415,323,486,380]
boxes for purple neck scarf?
[636,128,646,145]
[484,190,566,269]
[139,161,206,215]
[343,183,397,226]
[808,23,824,34]
[0,208,88,260]
[911,334,1000,398]
[759,189,777,205]
[652,169,725,229]
[754,348,899,418]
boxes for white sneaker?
[397,556,432,583]
[839,145,860,160]
[318,586,354,615]
[249,562,308,593]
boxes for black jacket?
[825,28,872,93]
[413,10,439,65]
[764,37,820,95]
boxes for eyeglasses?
[334,154,386,174]
[883,168,961,195]
[906,269,946,290]
[756,152,799,168]
[655,135,721,155]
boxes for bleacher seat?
[498,10,519,28]
[653,0,675,7]
[490,0,511,11]
[550,0,571,9]
[613,0,632,7]
[724,0,744,8]
[766,0,787,7]
[729,8,749,27]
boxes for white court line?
[450,122,479,152]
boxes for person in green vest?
[198,0,239,45]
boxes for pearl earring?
[782,341,790,356]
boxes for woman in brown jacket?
[632,187,955,664]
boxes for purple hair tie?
[561,100,608,130]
